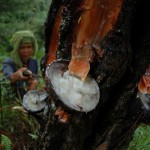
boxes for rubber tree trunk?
[35,0,150,149]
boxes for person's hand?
[22,70,33,78]
[10,67,32,83]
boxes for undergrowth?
[0,134,12,150]
[128,124,150,150]
[0,49,44,149]
[0,81,40,149]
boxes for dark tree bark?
[34,0,150,149]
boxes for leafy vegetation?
[128,124,150,150]
[0,58,41,149]
[0,0,51,51]
[0,0,50,149]
[0,134,12,150]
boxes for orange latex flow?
[46,7,63,65]
[46,0,123,80]
[69,0,123,80]
[55,107,70,123]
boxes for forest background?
[0,0,149,149]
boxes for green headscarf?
[10,30,38,68]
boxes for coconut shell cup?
[45,60,100,113]
[23,90,48,113]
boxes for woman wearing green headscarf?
[2,30,39,98]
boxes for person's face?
[19,43,33,63]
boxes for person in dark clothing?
[2,30,39,98]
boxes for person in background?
[2,30,39,99]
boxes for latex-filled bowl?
[23,90,48,113]
[45,60,100,113]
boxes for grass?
[128,124,150,150]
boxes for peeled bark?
[35,0,150,149]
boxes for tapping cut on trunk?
[46,6,63,65]
[44,0,124,80]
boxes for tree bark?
[35,0,150,149]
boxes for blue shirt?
[2,58,38,98]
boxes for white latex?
[51,70,100,112]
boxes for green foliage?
[0,81,40,149]
[0,134,12,150]
[0,1,50,148]
[0,73,17,101]
[128,124,150,150]
[0,43,44,149]
[0,0,52,51]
